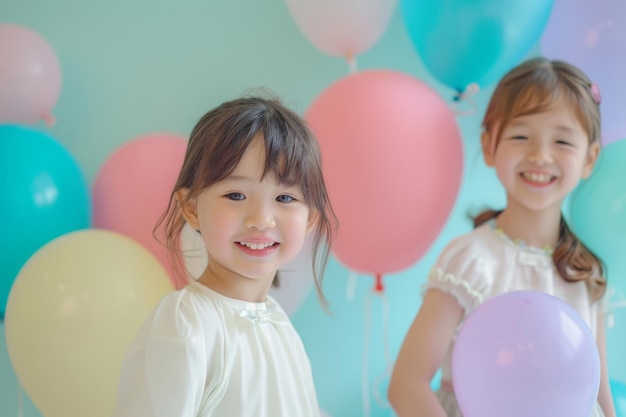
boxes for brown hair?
[156,93,337,306]
[477,57,606,300]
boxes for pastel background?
[1,0,625,416]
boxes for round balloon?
[401,0,553,91]
[0,24,61,125]
[4,229,174,417]
[541,0,626,146]
[93,133,187,286]
[181,222,315,315]
[0,125,90,319]
[452,291,600,417]
[570,139,626,296]
[306,69,463,275]
[285,0,397,59]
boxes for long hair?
[477,57,606,300]
[155,93,337,306]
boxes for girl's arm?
[597,312,617,417]
[388,288,464,417]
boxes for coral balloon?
[93,133,187,285]
[401,0,553,91]
[541,0,626,146]
[306,70,463,274]
[285,0,397,60]
[181,222,315,315]
[0,125,90,319]
[4,229,174,417]
[453,291,600,417]
[0,24,61,125]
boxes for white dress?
[111,280,320,417]
[425,220,606,417]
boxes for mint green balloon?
[570,140,626,291]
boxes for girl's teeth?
[523,172,553,183]
[239,242,276,250]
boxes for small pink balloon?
[285,0,397,60]
[93,133,187,286]
[453,291,601,417]
[306,70,463,275]
[0,24,61,125]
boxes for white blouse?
[425,220,604,384]
[112,281,320,417]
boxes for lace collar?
[487,218,554,256]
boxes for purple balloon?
[540,0,626,146]
[452,291,600,417]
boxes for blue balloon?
[400,0,554,92]
[570,139,626,295]
[0,125,90,319]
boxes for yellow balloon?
[4,229,174,417]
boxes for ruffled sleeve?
[424,234,492,315]
[112,290,220,417]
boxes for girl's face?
[181,134,316,289]
[483,103,599,215]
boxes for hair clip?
[590,82,602,104]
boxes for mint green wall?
[1,1,623,417]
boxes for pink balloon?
[306,70,463,275]
[453,291,600,417]
[93,134,187,285]
[285,0,397,59]
[0,24,61,125]
[540,0,626,146]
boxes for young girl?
[111,95,336,417]
[388,57,617,417]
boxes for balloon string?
[362,288,372,417]
[372,289,393,409]
[362,283,393,416]
[346,270,357,300]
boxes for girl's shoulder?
[437,221,500,263]
[139,282,227,341]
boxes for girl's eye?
[276,194,294,203]
[226,192,245,201]
[511,135,528,140]
[556,140,572,146]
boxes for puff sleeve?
[424,234,492,315]
[112,291,219,417]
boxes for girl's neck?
[196,264,274,303]
[495,206,561,249]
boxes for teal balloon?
[570,140,626,293]
[611,379,626,417]
[0,125,90,319]
[400,0,554,92]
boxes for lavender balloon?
[541,0,626,146]
[452,291,600,417]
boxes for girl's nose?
[244,205,276,230]
[527,144,554,164]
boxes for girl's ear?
[175,189,200,230]
[481,131,496,167]
[582,141,600,179]
[306,209,320,235]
